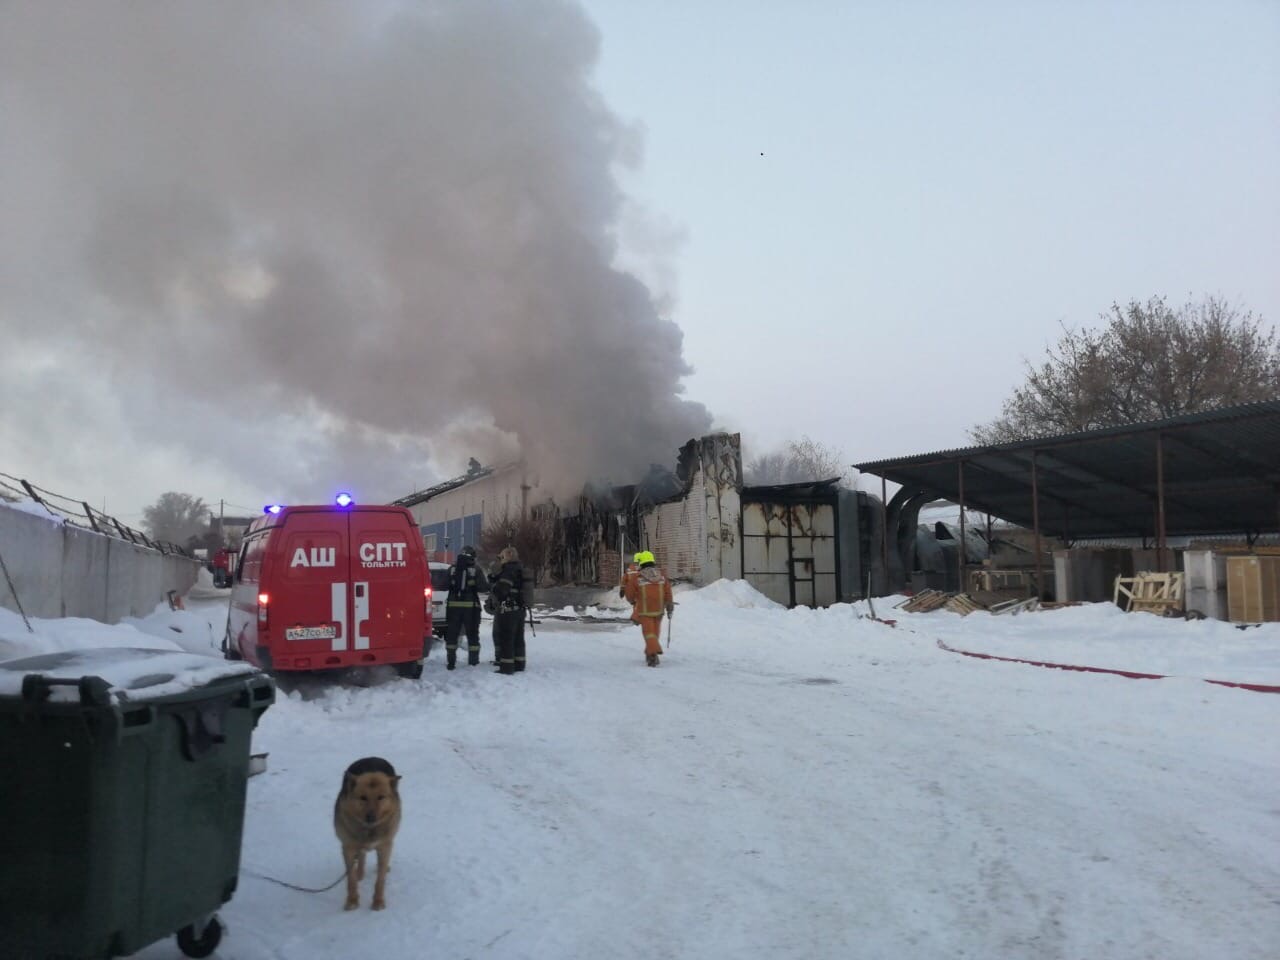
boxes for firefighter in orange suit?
[620,554,641,599]
[624,550,674,667]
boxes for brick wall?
[644,472,706,581]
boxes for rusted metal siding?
[742,500,839,607]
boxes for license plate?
[285,625,337,641]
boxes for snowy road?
[117,588,1280,960]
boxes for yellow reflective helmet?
[635,550,656,565]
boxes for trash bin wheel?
[177,916,223,958]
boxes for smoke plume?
[0,0,711,504]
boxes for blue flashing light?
[335,492,355,508]
[264,504,284,515]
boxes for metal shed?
[854,400,1280,592]
[740,480,882,607]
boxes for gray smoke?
[0,0,711,503]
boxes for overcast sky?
[2,0,1276,524]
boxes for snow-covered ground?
[2,582,1278,960]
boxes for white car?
[429,561,451,636]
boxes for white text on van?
[290,547,337,568]
[359,541,408,568]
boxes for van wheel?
[396,661,424,680]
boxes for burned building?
[394,433,890,607]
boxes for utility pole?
[617,514,626,588]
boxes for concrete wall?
[0,504,200,624]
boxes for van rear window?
[430,568,451,591]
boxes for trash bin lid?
[0,647,262,704]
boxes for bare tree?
[743,451,790,485]
[480,506,556,586]
[972,295,1279,443]
[745,436,847,485]
[142,492,208,545]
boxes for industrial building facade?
[394,434,886,606]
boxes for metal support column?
[880,476,889,594]
[1155,431,1168,572]
[957,461,967,594]
[1031,450,1043,600]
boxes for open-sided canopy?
[854,401,1280,541]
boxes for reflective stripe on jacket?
[628,565,672,617]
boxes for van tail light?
[424,585,432,618]
[257,592,269,625]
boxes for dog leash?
[241,867,347,894]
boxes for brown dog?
[333,757,402,910]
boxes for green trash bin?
[0,647,275,959]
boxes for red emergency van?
[211,547,237,588]
[224,500,433,678]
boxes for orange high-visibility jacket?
[621,562,639,598]
[626,564,673,617]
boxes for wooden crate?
[1114,571,1184,616]
[1226,555,1280,623]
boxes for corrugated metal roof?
[854,400,1280,539]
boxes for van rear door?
[349,510,426,652]
[274,510,349,654]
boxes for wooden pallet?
[989,596,1040,616]
[896,590,987,616]
[896,589,949,613]
[1114,571,1184,616]
[943,593,986,616]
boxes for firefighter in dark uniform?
[444,545,489,670]
[486,545,535,674]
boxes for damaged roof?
[390,463,496,509]
[854,400,1280,540]
[742,477,844,500]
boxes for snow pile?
[894,599,1280,684]
[0,646,259,703]
[580,586,632,612]
[123,601,226,658]
[680,577,785,610]
[0,497,63,522]
[0,605,185,663]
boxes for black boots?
[446,649,456,671]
